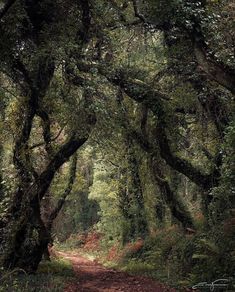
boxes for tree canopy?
[0,0,234,287]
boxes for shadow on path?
[57,251,178,292]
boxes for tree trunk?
[1,197,49,272]
[0,144,4,201]
[0,134,94,272]
[42,153,78,259]
[128,151,148,238]
[151,157,195,229]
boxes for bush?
[119,226,234,286]
[118,227,196,287]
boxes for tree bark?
[151,157,195,229]
[0,132,93,271]
[127,122,195,229]
[110,73,218,190]
[43,152,78,256]
[0,99,6,201]
[191,26,235,95]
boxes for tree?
[0,0,96,272]
[0,0,234,275]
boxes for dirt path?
[58,251,178,292]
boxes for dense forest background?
[0,0,234,290]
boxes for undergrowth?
[57,226,235,290]
[0,258,75,292]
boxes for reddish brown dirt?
[59,251,177,292]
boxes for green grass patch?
[0,258,75,292]
[38,258,74,277]
[120,259,156,275]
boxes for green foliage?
[210,120,235,223]
[106,227,195,287]
[112,227,234,287]
[128,229,234,286]
[121,260,156,276]
[55,234,85,250]
[38,258,74,277]
[0,259,74,292]
[89,159,124,241]
[0,0,234,286]
[52,148,100,241]
[191,233,235,282]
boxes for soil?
[58,251,178,292]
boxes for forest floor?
[58,251,178,292]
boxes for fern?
[196,239,220,256]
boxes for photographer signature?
[192,278,233,291]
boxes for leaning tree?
[0,0,96,272]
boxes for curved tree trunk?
[151,157,195,229]
[0,126,94,272]
[42,153,78,260]
[2,202,49,272]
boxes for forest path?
[57,250,177,292]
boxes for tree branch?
[32,105,96,203]
[46,152,78,230]
[193,37,235,95]
[77,0,92,43]
[74,61,220,190]
[33,135,86,203]
[13,90,38,185]
[36,108,53,156]
[156,123,215,190]
[106,70,218,189]
[132,0,146,23]
[30,126,65,150]
[123,102,195,229]
[151,157,195,229]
